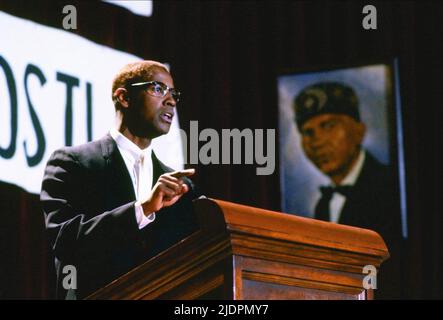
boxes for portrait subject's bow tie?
[319,185,353,198]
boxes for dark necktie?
[314,185,353,222]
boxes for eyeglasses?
[130,81,181,103]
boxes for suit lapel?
[97,133,175,213]
[100,135,172,208]
[100,133,136,210]
[338,153,374,226]
[151,151,171,188]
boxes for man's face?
[127,69,177,139]
[300,114,366,178]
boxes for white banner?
[0,11,184,194]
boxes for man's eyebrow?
[321,117,339,125]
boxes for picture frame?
[277,59,407,239]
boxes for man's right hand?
[141,169,195,214]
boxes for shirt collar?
[110,128,152,162]
[333,149,366,187]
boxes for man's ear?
[113,88,130,109]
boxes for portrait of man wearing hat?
[293,81,403,298]
[294,81,401,248]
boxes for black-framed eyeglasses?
[130,81,181,103]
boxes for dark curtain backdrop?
[0,1,441,299]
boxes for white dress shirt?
[110,128,156,229]
[326,150,366,223]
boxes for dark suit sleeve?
[40,149,141,264]
[183,175,203,200]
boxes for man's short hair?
[294,82,361,129]
[112,60,169,108]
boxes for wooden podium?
[87,198,389,300]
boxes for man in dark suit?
[293,82,403,298]
[40,60,200,299]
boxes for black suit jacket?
[40,134,200,299]
[315,151,403,298]
[335,152,402,248]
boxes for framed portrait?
[278,60,407,240]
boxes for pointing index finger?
[170,168,195,179]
